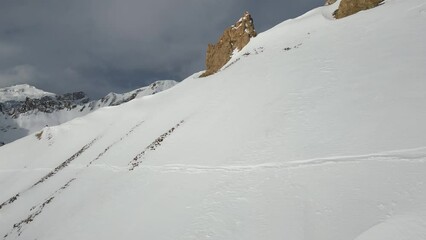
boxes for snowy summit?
[0,84,54,102]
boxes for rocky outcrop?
[200,11,257,77]
[334,0,384,19]
[325,0,337,5]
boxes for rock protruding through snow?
[200,11,257,77]
[334,0,384,19]
[325,0,337,5]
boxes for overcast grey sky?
[0,0,323,98]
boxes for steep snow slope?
[1,0,426,239]
[0,80,177,145]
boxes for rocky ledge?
[334,0,384,19]
[200,11,257,77]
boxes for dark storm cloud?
[0,0,323,98]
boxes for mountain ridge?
[0,80,177,146]
[0,84,55,102]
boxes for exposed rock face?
[334,0,384,19]
[200,11,257,77]
[0,92,89,117]
[325,0,338,5]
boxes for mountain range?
[0,81,177,146]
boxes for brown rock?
[200,11,257,77]
[325,0,337,5]
[334,0,384,19]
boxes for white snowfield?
[1,0,426,239]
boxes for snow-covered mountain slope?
[0,84,55,102]
[1,0,426,239]
[0,80,177,146]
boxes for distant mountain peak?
[200,11,257,77]
[0,84,54,102]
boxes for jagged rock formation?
[200,11,257,77]
[334,0,384,19]
[325,0,337,5]
[0,81,176,119]
[0,92,89,117]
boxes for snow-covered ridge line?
[0,80,178,146]
[0,80,178,117]
[0,84,54,102]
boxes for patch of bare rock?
[333,0,384,19]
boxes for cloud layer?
[0,0,322,98]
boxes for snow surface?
[1,0,426,239]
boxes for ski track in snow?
[3,178,76,240]
[150,154,425,174]
[0,120,147,239]
[129,120,185,171]
[120,147,426,173]
[0,120,146,213]
[3,146,423,174]
[1,146,425,238]
[86,120,145,167]
[0,137,99,211]
[4,145,421,238]
[31,138,100,188]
